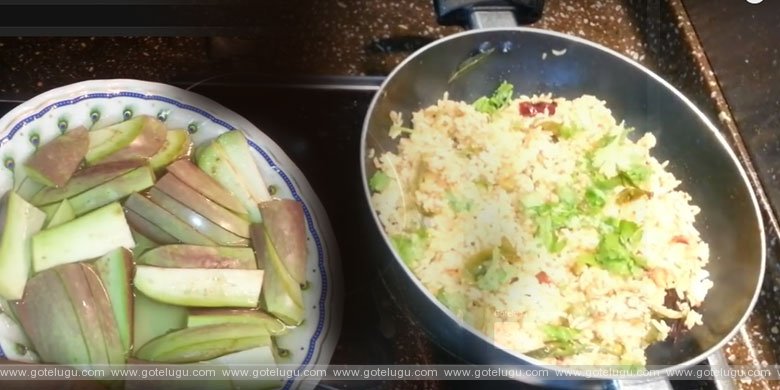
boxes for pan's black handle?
[434,0,545,28]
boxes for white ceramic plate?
[0,79,343,389]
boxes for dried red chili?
[519,101,557,117]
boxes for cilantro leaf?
[521,191,547,209]
[473,81,514,114]
[492,81,514,102]
[446,191,472,213]
[473,96,494,113]
[530,199,577,253]
[436,289,468,317]
[583,186,607,211]
[591,219,646,277]
[542,324,580,343]
[527,325,586,359]
[617,219,643,249]
[390,229,428,267]
[369,170,391,192]
[558,123,580,139]
[621,163,652,186]
[537,214,556,252]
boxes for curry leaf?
[616,187,650,204]
[436,290,467,317]
[446,192,472,213]
[369,171,391,192]
[473,97,494,113]
[621,164,652,186]
[475,248,511,291]
[558,123,580,139]
[542,325,580,343]
[583,186,607,212]
[531,199,577,253]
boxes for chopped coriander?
[537,214,556,252]
[594,133,618,149]
[558,124,577,139]
[390,229,428,267]
[446,191,472,213]
[596,233,634,275]
[436,290,467,317]
[577,254,597,265]
[601,216,620,231]
[590,127,649,181]
[491,81,514,104]
[593,173,623,191]
[549,203,577,227]
[587,154,652,203]
[536,213,567,253]
[590,219,646,277]
[593,168,650,192]
[527,325,586,359]
[551,236,568,253]
[473,81,514,114]
[583,186,607,211]
[477,264,508,291]
[558,120,583,139]
[369,171,391,192]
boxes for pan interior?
[363,29,763,368]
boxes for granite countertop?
[0,0,695,96]
[0,1,777,389]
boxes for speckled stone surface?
[0,1,776,389]
[682,2,780,390]
[0,37,210,98]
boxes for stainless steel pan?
[360,1,765,387]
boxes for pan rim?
[359,26,766,380]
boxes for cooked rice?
[369,93,712,366]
